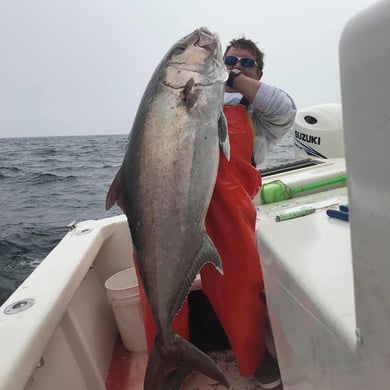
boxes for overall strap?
[239,96,255,166]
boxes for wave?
[0,166,23,179]
[27,172,77,185]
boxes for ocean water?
[0,131,295,305]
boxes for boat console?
[257,1,390,388]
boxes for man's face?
[224,47,262,80]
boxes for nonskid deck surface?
[105,339,278,389]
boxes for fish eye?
[173,46,186,55]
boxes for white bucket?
[104,267,147,352]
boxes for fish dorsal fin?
[105,166,125,211]
[173,233,223,317]
[218,112,230,161]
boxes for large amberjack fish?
[106,27,230,389]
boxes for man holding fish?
[107,28,296,389]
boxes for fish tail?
[158,366,193,390]
[144,333,230,390]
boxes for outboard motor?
[293,103,344,159]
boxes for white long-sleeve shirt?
[224,82,297,166]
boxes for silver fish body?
[106,27,230,389]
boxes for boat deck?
[105,339,282,390]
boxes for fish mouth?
[194,27,219,50]
[162,27,227,89]
[181,27,219,50]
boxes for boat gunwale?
[0,215,125,390]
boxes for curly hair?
[224,37,264,70]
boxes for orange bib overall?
[200,104,265,377]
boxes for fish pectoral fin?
[105,166,125,211]
[218,112,230,161]
[145,334,230,390]
[181,78,198,111]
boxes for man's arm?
[250,82,297,166]
[226,72,297,166]
[226,71,260,103]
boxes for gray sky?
[0,0,377,138]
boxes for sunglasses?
[224,56,258,68]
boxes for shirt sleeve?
[250,82,297,166]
